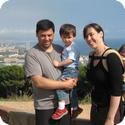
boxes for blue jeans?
[56,68,79,108]
[70,87,78,108]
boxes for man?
[24,19,76,125]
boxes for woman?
[83,23,124,125]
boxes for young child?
[119,44,125,101]
[52,24,83,120]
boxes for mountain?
[54,38,125,55]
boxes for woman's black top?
[87,50,124,106]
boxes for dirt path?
[0,101,91,125]
[0,101,91,120]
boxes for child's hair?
[59,24,76,37]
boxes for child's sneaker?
[71,107,83,119]
[52,108,68,120]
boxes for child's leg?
[58,100,65,109]
[70,87,78,110]
[52,90,68,120]
[70,87,83,118]
[70,77,79,110]
[57,89,68,109]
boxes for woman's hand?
[105,96,121,125]
[105,118,114,125]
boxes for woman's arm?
[105,53,123,125]
[105,96,121,125]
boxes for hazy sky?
[0,0,125,42]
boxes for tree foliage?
[0,64,91,100]
[0,65,32,98]
[77,64,92,100]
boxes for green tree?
[77,64,92,101]
[0,65,25,97]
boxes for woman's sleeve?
[107,53,123,96]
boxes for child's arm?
[53,59,73,68]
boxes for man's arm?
[31,75,76,89]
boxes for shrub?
[77,64,92,101]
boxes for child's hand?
[53,60,59,67]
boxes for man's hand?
[63,78,77,90]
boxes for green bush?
[0,65,32,98]
[0,64,92,103]
[77,64,92,102]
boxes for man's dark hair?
[36,19,55,34]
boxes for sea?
[53,38,125,56]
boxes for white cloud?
[116,0,125,9]
[0,0,9,9]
